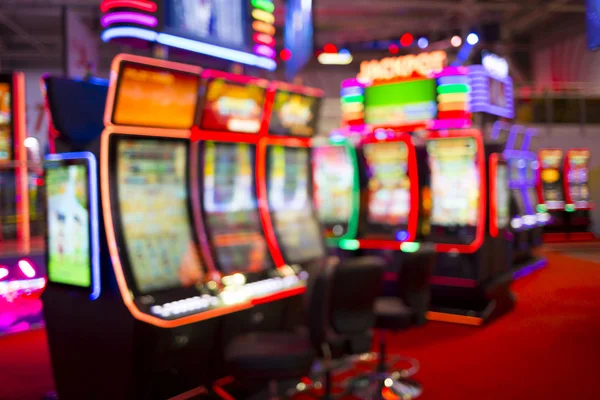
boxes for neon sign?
[357,51,447,83]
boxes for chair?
[345,245,435,399]
[222,255,386,399]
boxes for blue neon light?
[100,27,277,71]
[45,152,101,300]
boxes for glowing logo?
[357,51,447,83]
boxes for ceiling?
[0,0,586,72]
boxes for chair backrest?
[328,256,386,335]
[304,255,385,357]
[393,246,435,324]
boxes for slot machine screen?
[568,151,590,203]
[112,62,200,129]
[202,141,272,274]
[267,145,324,264]
[496,164,510,229]
[539,150,564,207]
[114,137,204,293]
[427,137,480,243]
[362,141,411,234]
[313,145,354,237]
[199,78,266,134]
[269,90,320,137]
[46,161,90,287]
[0,82,12,161]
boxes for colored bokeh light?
[324,43,337,53]
[388,44,399,54]
[400,33,414,47]
[280,48,292,61]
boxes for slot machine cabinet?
[538,148,568,239]
[424,129,514,325]
[190,70,309,349]
[43,55,308,400]
[258,81,327,272]
[490,123,548,277]
[563,149,595,239]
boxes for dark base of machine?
[543,231,597,243]
[512,256,547,280]
[427,273,515,326]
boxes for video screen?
[269,90,320,137]
[46,163,90,287]
[166,0,248,50]
[0,82,12,161]
[313,145,354,235]
[540,150,564,205]
[496,164,509,229]
[199,78,265,133]
[116,138,204,293]
[203,141,272,274]
[363,141,411,228]
[113,62,200,129]
[427,137,479,227]
[364,79,437,125]
[267,145,324,264]
[568,152,590,202]
[489,78,507,108]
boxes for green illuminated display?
[437,84,469,94]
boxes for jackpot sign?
[357,51,447,83]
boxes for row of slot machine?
[41,54,326,399]
[538,148,594,241]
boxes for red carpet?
[1,250,600,399]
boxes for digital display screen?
[313,145,354,235]
[267,145,324,264]
[489,78,507,108]
[496,164,510,229]
[116,138,204,293]
[46,163,90,287]
[113,62,200,129]
[364,79,437,126]
[269,90,320,137]
[427,137,479,227]
[166,0,248,51]
[203,141,272,273]
[539,150,564,205]
[200,78,265,133]
[568,150,590,202]
[0,82,12,161]
[363,141,411,228]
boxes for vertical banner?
[63,8,99,78]
[284,0,314,81]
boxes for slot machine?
[563,148,594,239]
[490,123,547,277]
[259,81,327,271]
[190,70,309,347]
[42,55,308,399]
[538,148,567,238]
[424,129,513,325]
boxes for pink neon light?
[101,12,158,28]
[0,268,8,280]
[18,260,36,278]
[100,0,157,13]
[253,33,275,46]
[341,78,364,88]
[427,118,472,130]
[254,44,276,59]
[432,66,469,78]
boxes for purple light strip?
[427,118,472,130]
[254,44,276,58]
[432,66,468,78]
[467,64,515,119]
[513,258,548,280]
[506,124,524,151]
[491,120,512,141]
[101,11,158,28]
[522,127,538,151]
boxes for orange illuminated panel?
[112,61,200,129]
